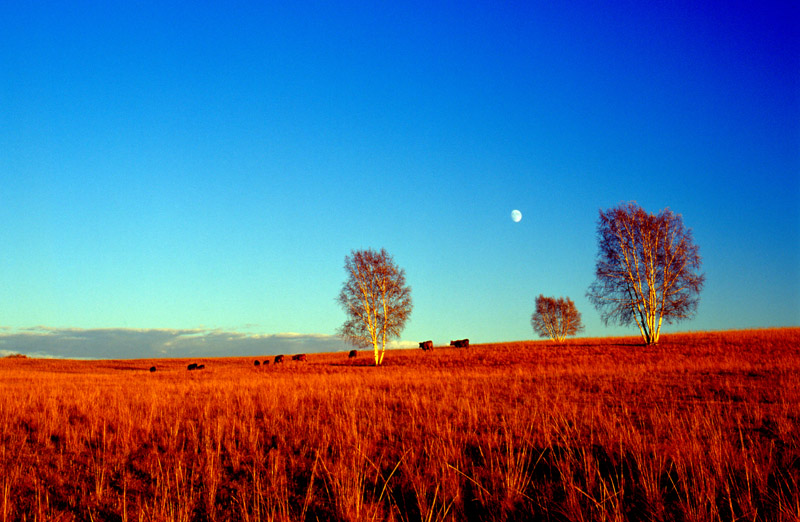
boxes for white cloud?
[387,340,419,349]
[0,327,355,360]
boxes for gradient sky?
[1,1,798,358]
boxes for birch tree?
[337,248,412,366]
[531,295,584,342]
[587,202,704,345]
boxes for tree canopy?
[531,295,584,342]
[337,248,412,366]
[587,202,704,345]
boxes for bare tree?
[531,295,584,342]
[337,248,412,366]
[587,202,704,345]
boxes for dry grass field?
[1,328,798,521]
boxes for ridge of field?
[1,328,798,521]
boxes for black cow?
[149,366,156,372]
[197,364,205,370]
[419,340,434,351]
[187,363,198,371]
[274,355,285,364]
[449,339,470,348]
[348,349,358,358]
[254,360,261,366]
[292,354,307,362]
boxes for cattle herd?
[254,353,306,365]
[150,340,466,373]
[419,339,469,349]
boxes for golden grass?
[0,328,798,521]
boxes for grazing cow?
[274,355,285,364]
[254,360,261,366]
[419,340,433,351]
[187,363,198,371]
[348,349,358,358]
[263,359,269,365]
[149,366,156,372]
[197,364,205,370]
[449,339,470,348]
[292,354,307,362]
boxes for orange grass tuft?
[0,328,798,521]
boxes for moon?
[511,209,522,223]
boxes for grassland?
[1,328,798,521]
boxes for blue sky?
[1,1,798,358]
